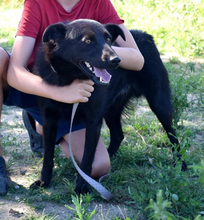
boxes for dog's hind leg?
[147,95,178,145]
[145,92,187,171]
[30,110,58,188]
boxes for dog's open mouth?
[78,62,111,85]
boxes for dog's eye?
[106,37,111,43]
[85,39,92,44]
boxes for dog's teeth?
[100,77,105,83]
[84,62,94,72]
[85,62,91,68]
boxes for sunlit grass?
[111,0,204,58]
[0,7,22,52]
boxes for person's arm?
[113,23,144,71]
[7,36,94,103]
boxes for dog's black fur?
[31,19,186,194]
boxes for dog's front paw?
[181,161,187,171]
[173,159,187,172]
[74,183,91,195]
[108,148,114,157]
[108,145,119,157]
[30,179,47,189]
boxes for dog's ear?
[42,22,66,43]
[105,24,126,43]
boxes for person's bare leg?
[0,48,10,194]
[35,121,43,135]
[60,128,111,179]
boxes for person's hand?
[50,79,94,104]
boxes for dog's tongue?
[93,67,111,82]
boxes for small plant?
[145,190,176,220]
[65,194,96,220]
[189,160,204,187]
[62,177,75,195]
[194,215,204,220]
[23,209,57,220]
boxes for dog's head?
[42,19,126,85]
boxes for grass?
[1,62,203,219]
[112,0,204,58]
[0,0,204,219]
[0,7,22,52]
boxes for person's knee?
[91,156,111,179]
[0,48,9,80]
[62,132,111,178]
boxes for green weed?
[65,194,96,220]
[22,209,57,220]
[145,190,176,220]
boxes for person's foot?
[22,110,43,154]
[0,157,8,195]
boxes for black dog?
[31,19,125,194]
[31,19,186,194]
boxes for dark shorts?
[3,73,85,144]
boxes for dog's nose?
[109,56,121,65]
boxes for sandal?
[22,110,44,154]
[0,157,8,195]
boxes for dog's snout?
[109,56,121,65]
